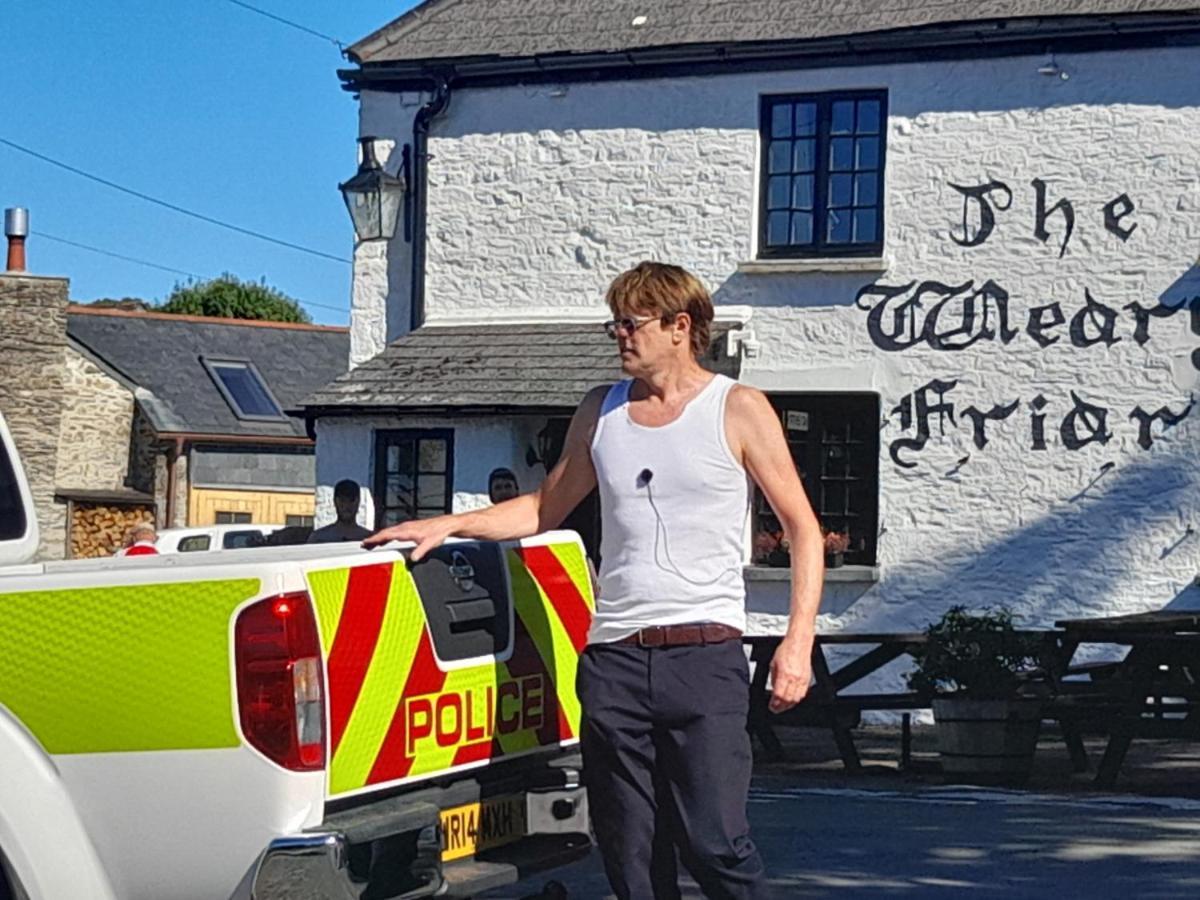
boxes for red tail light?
[235,591,325,771]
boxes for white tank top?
[588,374,750,644]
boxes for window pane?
[0,438,25,541]
[827,209,852,243]
[768,140,791,174]
[792,139,815,172]
[418,439,447,473]
[767,176,790,210]
[830,138,854,171]
[831,101,855,134]
[790,212,814,245]
[385,474,413,509]
[794,102,817,136]
[857,99,882,134]
[792,175,814,209]
[383,509,405,526]
[822,481,846,516]
[417,475,447,509]
[387,441,415,477]
[855,137,880,169]
[829,173,853,207]
[766,211,790,245]
[854,173,878,207]
[416,508,443,520]
[213,364,281,418]
[179,535,211,552]
[770,103,793,138]
[853,209,878,243]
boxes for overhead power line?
[31,229,351,316]
[222,0,347,51]
[0,136,351,265]
[35,231,205,279]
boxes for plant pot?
[931,697,1042,786]
[824,551,844,569]
[765,548,791,568]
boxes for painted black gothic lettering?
[962,400,1021,449]
[1032,178,1075,258]
[1069,290,1122,348]
[889,379,959,469]
[949,180,1012,247]
[1030,394,1049,451]
[1060,391,1112,450]
[1103,193,1138,242]
[1129,401,1194,450]
[1026,302,1066,348]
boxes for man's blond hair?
[605,261,713,357]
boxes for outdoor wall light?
[1037,56,1069,80]
[339,136,407,242]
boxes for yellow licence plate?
[440,794,528,862]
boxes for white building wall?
[346,46,1200,641]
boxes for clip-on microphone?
[637,467,738,587]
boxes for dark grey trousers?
[576,640,768,900]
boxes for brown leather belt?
[613,623,743,648]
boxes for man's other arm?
[727,385,825,713]
[362,386,605,560]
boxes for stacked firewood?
[71,504,156,558]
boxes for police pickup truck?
[0,411,592,900]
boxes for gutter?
[339,14,1200,91]
[408,76,452,332]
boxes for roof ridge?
[67,304,349,333]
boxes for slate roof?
[349,0,1200,64]
[305,322,741,412]
[67,308,350,439]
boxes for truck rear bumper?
[251,777,590,900]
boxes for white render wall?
[348,46,1200,637]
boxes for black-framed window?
[752,394,880,567]
[286,514,314,528]
[202,358,287,421]
[215,510,253,524]
[759,90,887,258]
[374,429,454,528]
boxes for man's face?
[612,311,687,376]
[334,494,359,520]
[490,478,519,503]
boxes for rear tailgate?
[305,531,594,800]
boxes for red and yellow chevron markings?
[305,539,594,796]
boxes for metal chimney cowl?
[5,207,29,272]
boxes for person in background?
[117,522,158,556]
[308,479,373,544]
[488,467,520,505]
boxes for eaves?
[340,14,1200,92]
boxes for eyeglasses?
[603,315,663,339]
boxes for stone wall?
[347,44,1200,646]
[55,348,136,492]
[0,275,69,560]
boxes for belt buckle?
[637,626,661,648]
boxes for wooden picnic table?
[745,629,1065,773]
[1053,611,1200,786]
[744,632,932,771]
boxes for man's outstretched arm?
[727,386,825,713]
[362,386,606,560]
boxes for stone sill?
[737,257,889,275]
[744,565,880,584]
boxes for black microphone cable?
[638,469,743,588]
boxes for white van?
[156,523,285,553]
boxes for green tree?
[158,274,311,323]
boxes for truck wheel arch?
[0,707,118,900]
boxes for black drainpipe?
[409,75,452,333]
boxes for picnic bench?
[744,633,933,771]
[1052,611,1200,787]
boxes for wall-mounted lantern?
[338,136,406,241]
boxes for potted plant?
[753,528,790,568]
[907,606,1045,785]
[823,529,850,569]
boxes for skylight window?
[203,359,285,420]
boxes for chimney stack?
[5,207,29,272]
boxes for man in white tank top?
[367,262,824,899]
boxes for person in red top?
[117,523,159,557]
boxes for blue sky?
[1,1,420,325]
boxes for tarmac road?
[481,774,1200,899]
